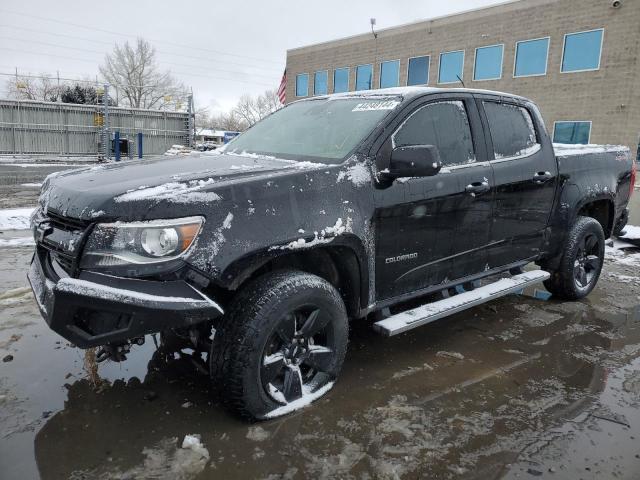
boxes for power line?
[0,24,283,73]
[0,8,283,66]
[0,35,280,80]
[0,69,276,89]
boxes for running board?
[373,270,550,337]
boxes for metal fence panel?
[0,99,190,157]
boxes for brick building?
[285,0,640,156]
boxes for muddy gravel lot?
[2,163,640,479]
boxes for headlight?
[80,216,204,270]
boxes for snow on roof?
[196,129,227,137]
[306,86,528,102]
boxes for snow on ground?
[619,225,640,241]
[0,237,34,247]
[0,207,36,231]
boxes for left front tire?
[209,269,348,420]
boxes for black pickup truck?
[28,87,634,419]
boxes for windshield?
[224,97,402,163]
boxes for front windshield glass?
[224,97,402,163]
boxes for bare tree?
[211,110,249,132]
[99,38,188,109]
[232,89,281,127]
[5,74,63,102]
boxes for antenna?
[370,18,378,39]
[456,75,466,88]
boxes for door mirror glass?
[387,145,442,178]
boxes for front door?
[373,96,494,301]
[477,98,558,267]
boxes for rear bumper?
[27,250,223,349]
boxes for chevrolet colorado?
[28,87,634,419]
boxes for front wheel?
[210,270,348,420]
[544,216,605,300]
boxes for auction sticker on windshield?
[352,100,400,112]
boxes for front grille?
[35,209,91,277]
[46,210,89,231]
[52,252,74,275]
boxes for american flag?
[277,69,287,104]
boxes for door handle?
[465,181,490,196]
[533,171,553,184]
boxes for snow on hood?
[38,153,329,219]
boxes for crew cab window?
[483,101,540,159]
[392,101,475,166]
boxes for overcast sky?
[0,0,506,114]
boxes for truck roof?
[313,86,530,103]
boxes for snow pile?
[619,225,640,242]
[0,207,36,231]
[164,145,194,156]
[271,217,352,251]
[265,381,335,419]
[115,178,221,204]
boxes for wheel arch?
[220,238,369,319]
[575,196,615,238]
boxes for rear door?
[476,96,558,268]
[373,94,494,301]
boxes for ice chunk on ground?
[246,426,270,441]
[619,225,640,241]
[436,351,465,360]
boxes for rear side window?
[392,101,475,166]
[483,101,540,159]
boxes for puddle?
[3,245,640,478]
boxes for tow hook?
[96,337,145,362]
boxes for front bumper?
[27,249,223,349]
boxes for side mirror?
[386,145,442,179]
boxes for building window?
[333,67,349,93]
[314,70,328,95]
[553,121,591,144]
[296,73,309,97]
[355,64,373,91]
[379,60,400,88]
[514,37,550,77]
[483,102,540,159]
[438,50,464,84]
[474,44,503,81]
[407,56,429,86]
[561,29,604,73]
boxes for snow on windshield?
[224,97,402,164]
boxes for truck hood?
[39,153,324,220]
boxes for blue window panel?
[407,56,429,85]
[295,73,309,97]
[379,60,400,88]
[474,45,503,80]
[553,121,591,144]
[514,38,550,77]
[355,64,373,91]
[439,51,464,84]
[314,71,328,95]
[562,29,603,72]
[333,67,349,93]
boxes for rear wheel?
[544,216,605,300]
[210,270,348,420]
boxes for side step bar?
[373,270,550,337]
